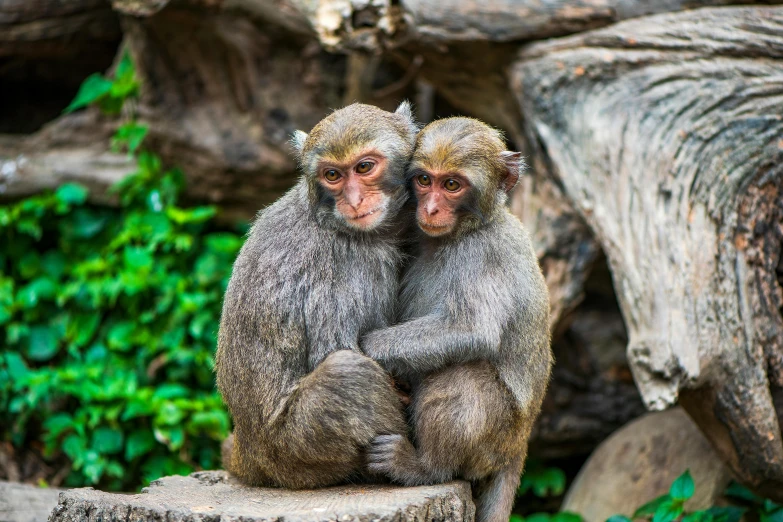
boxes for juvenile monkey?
[216,102,418,489]
[361,117,552,522]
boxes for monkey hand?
[367,434,417,481]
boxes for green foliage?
[511,512,583,522]
[605,471,749,522]
[64,51,140,114]
[1,49,242,490]
[724,481,783,522]
[519,462,567,498]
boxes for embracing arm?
[361,313,502,375]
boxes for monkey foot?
[368,434,431,486]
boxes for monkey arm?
[361,314,502,375]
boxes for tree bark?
[49,471,475,522]
[511,5,783,498]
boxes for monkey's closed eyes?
[356,161,374,174]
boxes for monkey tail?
[474,457,524,522]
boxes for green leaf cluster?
[724,481,783,522]
[605,471,746,522]
[511,512,583,522]
[519,462,567,498]
[1,50,244,490]
[64,52,140,115]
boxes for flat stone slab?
[49,471,475,522]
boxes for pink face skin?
[317,152,390,230]
[413,170,471,237]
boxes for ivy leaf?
[4,352,29,381]
[682,511,712,522]
[26,324,60,361]
[154,426,185,450]
[526,514,551,522]
[510,515,525,522]
[44,413,74,438]
[762,509,783,522]
[55,183,89,205]
[124,429,155,461]
[63,74,113,113]
[634,495,671,519]
[66,313,101,348]
[670,470,695,501]
[92,427,124,454]
[723,481,759,503]
[653,499,684,522]
[123,246,154,272]
[107,321,135,351]
[112,122,149,154]
[606,516,632,522]
[551,513,582,522]
[707,506,745,522]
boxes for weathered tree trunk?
[512,6,783,497]
[49,471,475,522]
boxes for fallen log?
[512,5,783,498]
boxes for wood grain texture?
[49,471,475,522]
[512,5,783,498]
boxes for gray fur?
[216,104,418,489]
[361,118,552,522]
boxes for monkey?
[215,102,419,489]
[360,117,553,522]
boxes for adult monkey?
[216,103,418,489]
[362,117,552,522]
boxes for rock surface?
[0,481,63,522]
[48,471,475,522]
[562,408,732,522]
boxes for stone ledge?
[48,471,475,522]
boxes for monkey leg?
[227,349,407,489]
[368,362,528,522]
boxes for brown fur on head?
[409,117,523,238]
[291,102,418,233]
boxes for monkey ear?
[499,151,525,193]
[290,130,308,156]
[395,100,420,134]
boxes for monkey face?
[412,169,471,237]
[317,152,394,231]
[290,102,418,234]
[410,117,524,238]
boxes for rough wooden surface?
[0,481,62,522]
[48,471,475,522]
[512,5,783,498]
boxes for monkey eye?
[444,179,461,192]
[417,174,432,187]
[323,169,341,182]
[355,161,374,174]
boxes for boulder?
[562,407,732,522]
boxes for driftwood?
[512,6,783,497]
[49,471,475,522]
[2,0,783,498]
